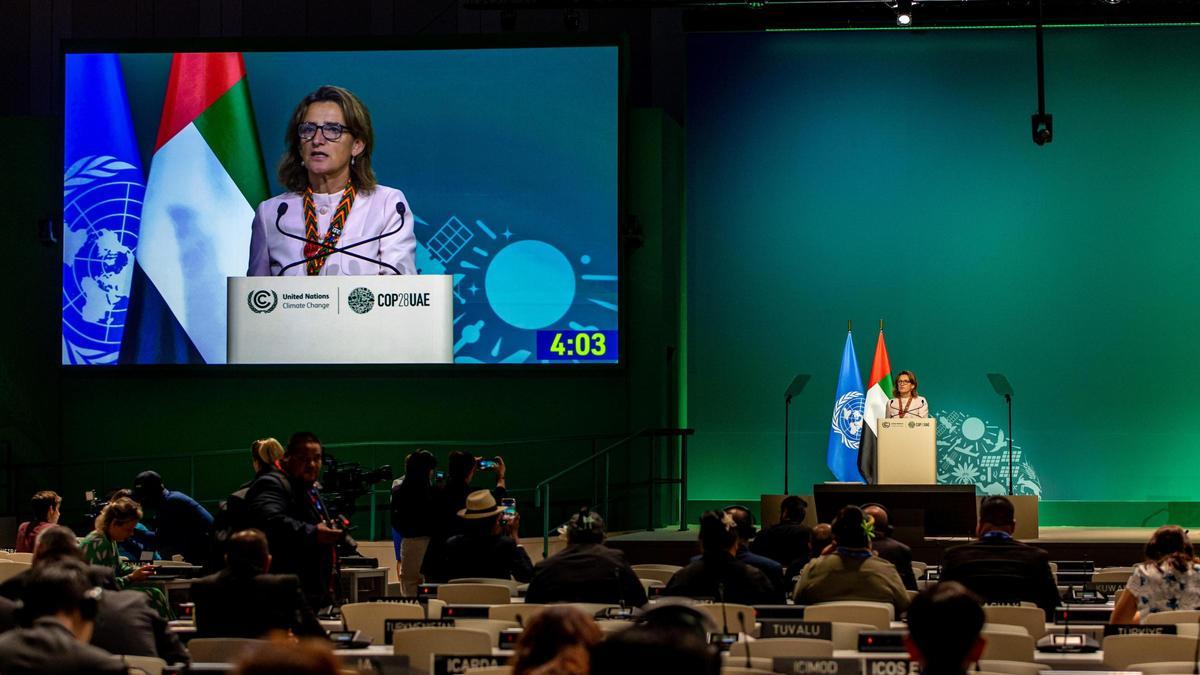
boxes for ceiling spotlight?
[895,0,913,26]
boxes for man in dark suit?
[695,505,787,599]
[863,503,918,590]
[940,496,1061,619]
[246,431,343,610]
[190,528,325,638]
[750,495,812,573]
[1,525,189,664]
[0,560,127,675]
[524,509,647,606]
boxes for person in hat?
[434,489,533,582]
[132,470,214,567]
[524,508,647,606]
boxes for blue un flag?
[61,53,146,365]
[827,331,866,482]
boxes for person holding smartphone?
[423,451,507,583]
[390,450,438,596]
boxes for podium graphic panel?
[877,417,937,485]
[228,276,453,364]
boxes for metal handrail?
[533,427,693,557]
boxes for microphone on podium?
[274,199,407,276]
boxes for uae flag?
[859,329,893,484]
[121,52,269,364]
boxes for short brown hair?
[277,85,377,193]
[95,496,142,535]
[1146,525,1195,574]
[513,605,602,675]
[31,490,60,522]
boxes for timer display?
[535,330,618,362]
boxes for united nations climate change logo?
[935,409,1042,496]
[247,290,278,314]
[831,391,865,449]
[347,287,374,314]
[62,155,143,365]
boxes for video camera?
[320,452,393,522]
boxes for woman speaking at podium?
[886,370,929,418]
[248,85,416,276]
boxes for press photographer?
[245,431,344,612]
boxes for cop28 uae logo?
[347,287,374,314]
[247,290,278,314]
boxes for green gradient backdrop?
[686,27,1200,508]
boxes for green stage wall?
[686,26,1200,512]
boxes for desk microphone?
[718,582,729,636]
[738,611,752,668]
[274,200,405,275]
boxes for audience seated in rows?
[0,560,127,674]
[792,505,910,612]
[513,605,603,675]
[750,494,812,574]
[662,510,779,604]
[863,503,918,590]
[691,505,787,598]
[190,528,325,639]
[940,495,1059,619]
[8,525,189,664]
[1110,524,1200,623]
[79,496,174,619]
[905,582,987,675]
[525,508,647,606]
[15,490,61,554]
[131,470,215,568]
[789,521,834,580]
[438,489,534,582]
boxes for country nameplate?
[771,657,860,675]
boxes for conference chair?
[0,560,30,583]
[978,630,1036,662]
[984,605,1048,638]
[186,637,265,663]
[721,656,774,672]
[564,602,624,618]
[721,668,776,675]
[455,618,519,644]
[1102,634,1200,669]
[5,552,33,564]
[488,603,546,624]
[595,619,636,633]
[632,568,675,584]
[1142,609,1200,626]
[437,583,512,605]
[1128,662,1200,675]
[463,667,512,675]
[1091,567,1135,583]
[695,602,758,635]
[391,627,492,675]
[632,564,682,573]
[121,655,167,675]
[911,561,928,579]
[341,601,446,645]
[829,621,875,650]
[448,577,524,597]
[727,637,834,659]
[641,578,665,594]
[803,601,893,630]
[977,659,1050,675]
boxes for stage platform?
[606,526,1153,567]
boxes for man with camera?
[423,451,510,582]
[245,431,343,612]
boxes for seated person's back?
[750,495,812,570]
[524,509,648,606]
[662,510,780,605]
[792,505,909,612]
[438,490,533,582]
[190,528,324,638]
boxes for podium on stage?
[877,417,937,484]
[227,275,454,364]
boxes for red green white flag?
[859,329,893,483]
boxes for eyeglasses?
[897,379,913,385]
[297,122,349,142]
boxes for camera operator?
[423,451,507,582]
[131,470,214,567]
[246,431,342,612]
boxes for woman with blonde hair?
[251,437,284,474]
[80,496,173,618]
[248,85,416,276]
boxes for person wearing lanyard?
[886,370,929,419]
